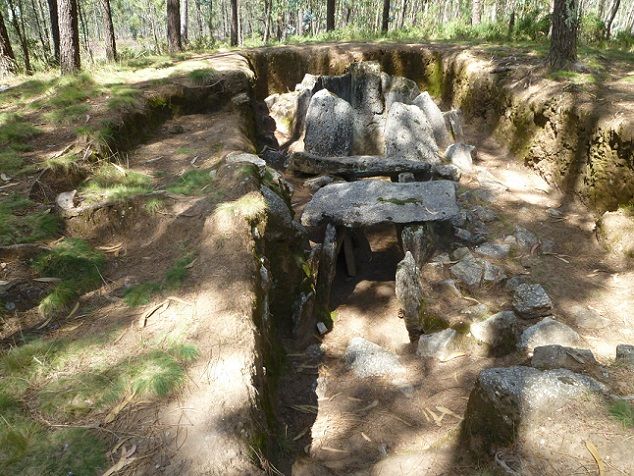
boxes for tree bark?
[382,0,390,32]
[326,0,335,31]
[472,0,482,24]
[548,0,579,69]
[47,0,60,62]
[167,0,182,52]
[230,0,238,46]
[181,0,189,43]
[604,0,621,38]
[8,0,32,73]
[263,0,272,42]
[100,0,117,61]
[30,0,50,62]
[57,0,80,73]
[0,9,17,76]
[194,0,203,38]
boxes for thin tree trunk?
[58,0,80,73]
[30,0,50,61]
[548,0,579,69]
[77,0,92,62]
[194,0,203,38]
[7,0,32,73]
[382,0,390,32]
[472,0,482,24]
[326,0,335,31]
[167,0,182,52]
[230,0,238,45]
[181,0,189,43]
[100,0,116,61]
[263,0,272,42]
[47,0,60,62]
[604,0,621,38]
[37,0,52,55]
[0,9,17,76]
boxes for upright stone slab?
[314,224,338,325]
[382,73,420,111]
[401,223,438,269]
[385,102,440,164]
[414,92,452,149]
[443,109,465,142]
[304,89,353,157]
[395,252,425,342]
[445,143,475,172]
[519,317,584,354]
[350,61,384,115]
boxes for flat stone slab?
[301,180,459,228]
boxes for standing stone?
[304,89,353,157]
[385,102,440,164]
[350,61,384,115]
[395,251,425,342]
[382,73,420,111]
[512,283,553,319]
[531,344,597,371]
[443,109,465,142]
[519,317,584,354]
[401,223,438,269]
[445,143,475,172]
[314,224,338,325]
[414,92,452,149]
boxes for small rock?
[438,279,462,299]
[596,210,634,260]
[512,283,553,319]
[461,303,490,319]
[505,275,532,291]
[167,124,185,134]
[546,208,563,219]
[470,311,519,352]
[475,242,511,259]
[226,152,267,172]
[514,225,540,249]
[454,227,474,243]
[450,253,483,288]
[433,164,462,181]
[541,238,555,254]
[345,337,405,378]
[56,190,77,210]
[449,209,468,227]
[451,247,471,260]
[616,344,634,366]
[417,329,469,361]
[531,344,597,371]
[445,143,475,172]
[316,321,328,335]
[471,205,497,223]
[431,253,451,264]
[482,261,507,284]
[568,305,609,330]
[398,172,416,182]
[476,168,507,194]
[304,175,334,192]
[519,317,584,354]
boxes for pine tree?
[167,0,182,52]
[0,9,17,76]
[58,0,80,73]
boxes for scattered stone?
[475,242,511,259]
[519,317,584,354]
[431,253,451,264]
[568,305,609,330]
[449,209,468,227]
[512,283,553,319]
[470,311,519,352]
[514,225,540,250]
[596,209,634,260]
[261,147,287,169]
[464,366,606,449]
[432,163,462,181]
[541,238,555,254]
[482,261,507,284]
[471,205,498,223]
[56,190,77,211]
[417,329,469,361]
[344,337,405,378]
[396,252,425,342]
[461,303,490,320]
[443,109,465,142]
[505,275,532,292]
[226,152,267,173]
[398,172,415,182]
[304,175,335,192]
[445,143,475,172]
[295,73,319,91]
[616,344,634,366]
[384,102,439,163]
[413,92,452,149]
[454,227,474,243]
[301,180,459,228]
[451,247,472,260]
[304,89,353,157]
[531,344,597,371]
[450,252,483,288]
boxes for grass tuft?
[107,85,143,111]
[187,68,218,86]
[0,149,25,173]
[0,195,60,246]
[80,163,153,203]
[609,400,634,428]
[0,113,41,145]
[167,169,214,195]
[123,282,162,307]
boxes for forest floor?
[0,40,633,475]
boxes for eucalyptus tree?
[549,0,580,68]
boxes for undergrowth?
[0,195,60,246]
[80,163,153,203]
[167,169,214,195]
[609,400,634,428]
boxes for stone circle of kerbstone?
[413,92,452,149]
[531,344,597,371]
[344,337,405,378]
[385,102,439,164]
[512,283,553,318]
[445,143,475,172]
[470,311,518,352]
[417,329,468,361]
[519,317,584,354]
[304,89,353,157]
[616,344,634,366]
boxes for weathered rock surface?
[443,109,465,142]
[303,175,335,192]
[464,366,606,448]
[226,152,267,172]
[514,225,540,250]
[314,224,338,322]
[288,151,432,179]
[512,283,553,319]
[470,311,518,353]
[382,73,420,111]
[350,61,384,115]
[445,143,475,172]
[414,92,452,149]
[395,252,425,342]
[475,242,510,259]
[432,163,462,181]
[344,337,405,378]
[596,209,634,260]
[401,223,439,268]
[519,317,584,354]
[531,344,597,371]
[301,180,459,228]
[450,252,506,289]
[616,344,634,365]
[304,89,353,157]
[384,102,440,163]
[417,329,469,361]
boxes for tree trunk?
[77,0,92,62]
[194,0,203,38]
[230,0,238,46]
[0,9,17,76]
[47,0,60,62]
[326,0,335,31]
[100,0,116,61]
[181,0,189,43]
[548,0,579,69]
[472,0,482,24]
[8,0,32,73]
[604,0,621,38]
[167,0,182,52]
[30,0,50,61]
[57,0,79,73]
[263,0,272,42]
[382,0,390,32]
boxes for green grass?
[143,197,165,214]
[167,169,214,195]
[0,149,25,174]
[123,253,194,307]
[0,113,41,146]
[80,163,153,203]
[107,85,143,111]
[0,195,61,246]
[42,152,81,172]
[33,238,105,316]
[43,102,90,125]
[609,400,634,428]
[175,145,195,155]
[548,70,598,84]
[187,68,218,86]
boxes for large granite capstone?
[301,180,459,228]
